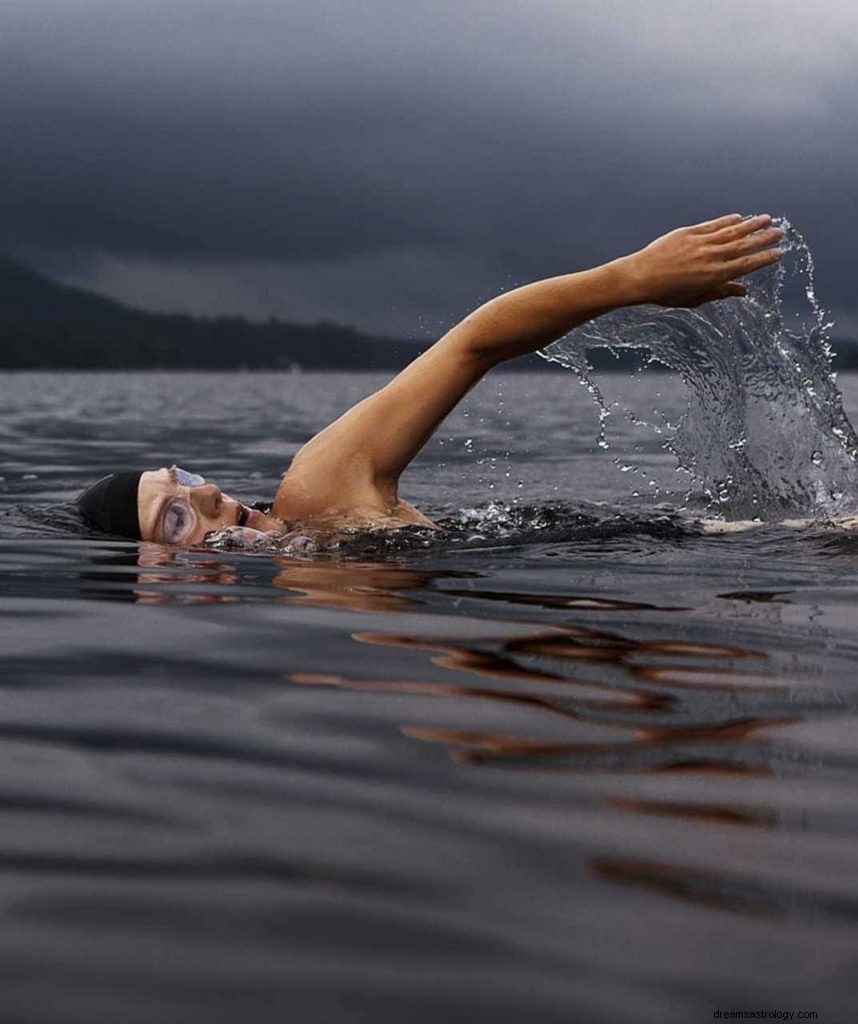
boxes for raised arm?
[274,214,782,520]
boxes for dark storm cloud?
[2,0,857,332]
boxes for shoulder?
[272,463,436,530]
[271,456,390,524]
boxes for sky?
[2,0,857,338]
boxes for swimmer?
[76,214,783,544]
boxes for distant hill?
[0,256,144,323]
[0,256,429,370]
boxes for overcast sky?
[2,0,857,337]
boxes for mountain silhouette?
[0,255,422,369]
[0,256,143,322]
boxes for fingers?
[711,213,775,244]
[692,213,743,234]
[725,247,782,276]
[718,282,748,299]
[726,225,784,256]
[692,282,748,306]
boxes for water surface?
[2,369,857,1023]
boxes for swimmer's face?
[137,467,280,545]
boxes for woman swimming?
[76,213,783,545]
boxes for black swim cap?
[76,470,143,539]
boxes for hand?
[625,213,783,308]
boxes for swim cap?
[76,470,143,539]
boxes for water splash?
[540,219,858,519]
[203,502,694,557]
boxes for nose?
[190,483,223,519]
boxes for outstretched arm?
[275,213,782,519]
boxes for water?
[3,362,858,1022]
[543,219,858,519]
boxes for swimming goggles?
[172,466,205,488]
[160,465,206,544]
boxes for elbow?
[443,300,514,371]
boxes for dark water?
[2,369,858,1023]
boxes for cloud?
[2,0,857,331]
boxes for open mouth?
[236,504,259,529]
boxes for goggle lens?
[171,465,206,487]
[162,498,197,543]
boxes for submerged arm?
[275,214,782,517]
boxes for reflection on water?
[295,616,795,776]
[589,856,785,918]
[604,798,778,829]
[273,561,477,612]
[718,589,792,604]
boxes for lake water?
[2,369,858,1023]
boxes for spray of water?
[540,219,858,519]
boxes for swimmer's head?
[77,466,281,544]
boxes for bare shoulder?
[272,456,436,529]
[271,458,371,522]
